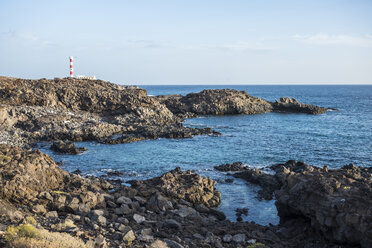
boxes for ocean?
[39,85,372,226]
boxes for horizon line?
[1,75,372,85]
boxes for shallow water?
[40,85,372,226]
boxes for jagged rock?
[273,160,372,247]
[133,213,145,224]
[0,77,331,148]
[32,204,47,214]
[164,239,184,248]
[0,77,216,147]
[91,215,107,226]
[272,97,329,114]
[122,229,135,244]
[209,208,226,220]
[149,240,169,248]
[157,90,273,116]
[172,206,198,218]
[163,219,182,230]
[132,167,221,208]
[51,140,86,154]
[95,235,108,248]
[232,233,246,243]
[214,162,247,172]
[0,144,110,209]
[157,89,331,117]
[45,211,58,218]
[116,196,132,205]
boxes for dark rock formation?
[0,77,218,147]
[132,125,220,139]
[51,140,87,154]
[0,77,332,148]
[157,89,331,117]
[0,144,110,208]
[0,76,342,247]
[157,89,273,116]
[98,134,145,145]
[0,145,341,247]
[272,97,329,114]
[0,77,150,115]
[130,167,221,208]
[273,160,372,247]
[215,160,372,247]
[214,161,247,172]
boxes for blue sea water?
[40,85,372,226]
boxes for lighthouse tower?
[69,56,74,78]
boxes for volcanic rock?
[272,97,328,114]
[273,160,372,247]
[131,167,221,208]
[214,162,247,172]
[51,140,87,154]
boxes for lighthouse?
[69,56,74,78]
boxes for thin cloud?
[293,33,372,47]
[122,40,163,49]
[207,41,272,52]
[0,30,58,47]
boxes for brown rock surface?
[272,97,329,114]
[157,89,273,116]
[0,77,219,147]
[273,161,372,247]
[157,89,331,116]
[131,167,221,208]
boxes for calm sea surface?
[40,85,372,225]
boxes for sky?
[0,0,371,85]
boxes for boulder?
[132,167,221,208]
[51,141,86,154]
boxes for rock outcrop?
[51,140,87,154]
[0,144,110,208]
[157,89,331,117]
[157,89,273,116]
[130,167,221,208]
[272,97,329,114]
[0,76,343,247]
[215,160,372,247]
[0,77,332,148]
[0,77,219,147]
[273,160,372,248]
[2,145,312,248]
[214,162,247,172]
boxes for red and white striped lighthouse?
[69,56,74,78]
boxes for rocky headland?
[0,76,330,148]
[1,76,367,248]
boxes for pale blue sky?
[0,0,371,84]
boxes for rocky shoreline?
[1,76,369,248]
[0,76,331,148]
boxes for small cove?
[40,85,372,226]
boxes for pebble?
[163,219,182,230]
[122,229,136,243]
[222,234,232,243]
[232,233,246,243]
[116,196,132,205]
[133,213,146,224]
